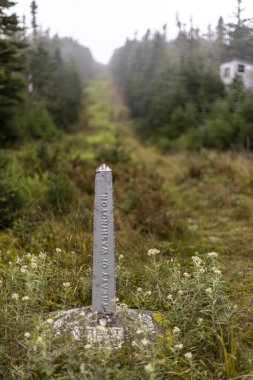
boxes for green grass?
[0,71,253,378]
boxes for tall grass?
[0,249,244,379]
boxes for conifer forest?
[1,0,253,378]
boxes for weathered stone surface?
[86,326,124,349]
[38,306,161,349]
[92,164,115,313]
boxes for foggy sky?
[14,0,253,64]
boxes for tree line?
[0,0,95,146]
[110,0,253,151]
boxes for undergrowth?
[0,73,252,378]
[0,249,248,379]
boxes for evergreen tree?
[30,0,38,37]
[227,0,253,59]
[26,39,83,131]
[0,0,26,144]
[110,23,224,149]
[215,16,227,64]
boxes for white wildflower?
[136,329,143,335]
[12,293,19,300]
[185,352,193,360]
[39,252,47,259]
[56,248,62,253]
[199,268,205,274]
[119,254,124,260]
[205,287,213,295]
[26,253,32,258]
[183,272,190,278]
[234,304,238,310]
[46,318,54,325]
[137,287,143,292]
[31,261,37,269]
[16,258,22,264]
[146,290,152,296]
[213,268,222,275]
[173,327,181,334]
[141,338,149,346]
[63,282,71,288]
[24,332,31,338]
[167,294,173,301]
[178,290,183,295]
[20,265,28,273]
[174,343,183,350]
[22,296,30,301]
[191,256,203,266]
[144,363,155,374]
[198,318,204,324]
[207,252,218,259]
[147,248,160,256]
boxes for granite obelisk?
[92,163,116,313]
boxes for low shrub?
[0,176,24,228]
[44,171,76,215]
[0,155,25,229]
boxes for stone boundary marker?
[92,163,115,313]
[38,163,161,348]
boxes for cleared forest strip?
[86,71,253,370]
[0,73,252,378]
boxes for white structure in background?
[220,59,253,90]
[28,73,33,94]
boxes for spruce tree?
[214,17,227,64]
[227,0,253,59]
[0,0,26,144]
[30,1,38,37]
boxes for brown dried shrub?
[67,161,170,237]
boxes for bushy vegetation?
[110,0,253,152]
[0,76,169,251]
[0,71,252,378]
[0,249,244,379]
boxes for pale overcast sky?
[14,0,253,64]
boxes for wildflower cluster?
[130,248,236,373]
[0,244,239,379]
[147,248,160,256]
